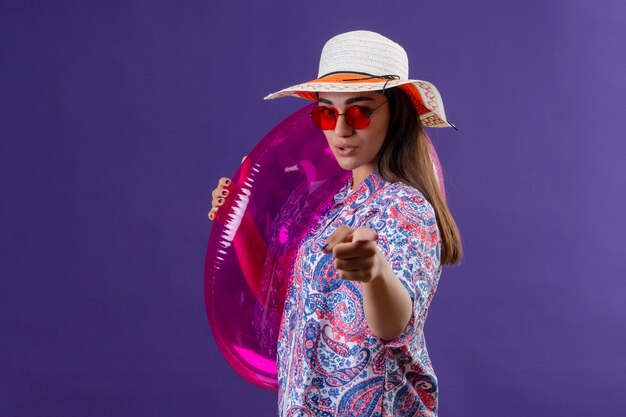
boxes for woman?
[210,30,462,416]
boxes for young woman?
[210,30,462,417]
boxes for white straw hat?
[264,30,456,129]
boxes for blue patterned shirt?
[277,169,442,417]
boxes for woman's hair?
[376,87,463,265]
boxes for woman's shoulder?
[374,180,435,218]
[366,180,440,249]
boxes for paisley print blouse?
[277,169,442,417]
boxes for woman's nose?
[333,114,354,137]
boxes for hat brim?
[264,73,455,129]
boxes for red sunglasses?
[309,100,388,130]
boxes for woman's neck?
[351,164,376,191]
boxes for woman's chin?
[337,162,357,171]
[333,156,360,171]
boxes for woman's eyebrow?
[317,96,376,105]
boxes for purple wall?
[2,1,625,416]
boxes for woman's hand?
[208,177,231,221]
[323,225,412,340]
[322,226,386,283]
[208,156,248,221]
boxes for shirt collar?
[333,169,388,210]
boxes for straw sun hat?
[264,30,456,130]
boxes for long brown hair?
[376,87,463,265]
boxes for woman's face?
[316,91,390,176]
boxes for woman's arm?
[362,256,413,340]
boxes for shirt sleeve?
[362,186,442,347]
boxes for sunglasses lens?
[345,106,370,129]
[311,106,337,130]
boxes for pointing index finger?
[351,227,378,243]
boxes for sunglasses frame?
[309,99,389,131]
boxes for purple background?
[2,1,625,416]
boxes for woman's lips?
[335,145,358,156]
